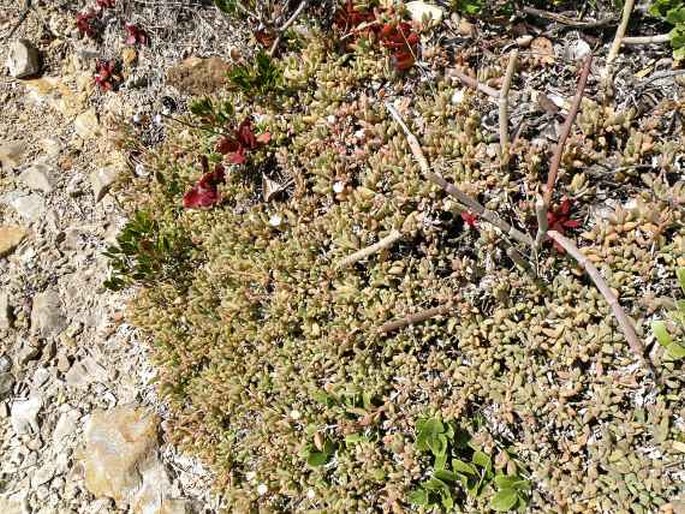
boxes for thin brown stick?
[543,54,593,206]
[534,194,548,248]
[499,50,518,163]
[385,103,533,247]
[607,0,635,63]
[337,229,403,269]
[547,230,654,375]
[621,33,671,45]
[269,0,308,57]
[379,304,453,334]
[447,68,501,99]
[522,5,617,29]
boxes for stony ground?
[0,1,248,512]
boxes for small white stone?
[290,409,301,420]
[326,115,336,124]
[6,39,41,79]
[306,488,316,499]
[332,181,345,194]
[257,483,268,496]
[405,1,444,25]
[451,89,465,104]
[245,471,256,481]
[268,214,282,227]
[10,396,42,435]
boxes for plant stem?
[522,5,617,29]
[543,54,593,206]
[269,0,308,57]
[385,103,533,247]
[447,68,501,99]
[379,304,453,334]
[546,230,655,376]
[607,0,635,63]
[621,33,671,45]
[534,194,548,248]
[337,229,403,269]
[499,50,518,164]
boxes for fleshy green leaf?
[452,458,478,476]
[408,488,428,506]
[652,320,673,348]
[491,488,519,511]
[434,469,458,483]
[666,343,685,359]
[307,451,329,467]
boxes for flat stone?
[405,1,444,25]
[31,462,55,488]
[0,493,28,514]
[19,161,54,193]
[7,194,45,223]
[89,167,119,202]
[52,407,80,446]
[17,339,43,364]
[6,39,41,79]
[74,109,101,140]
[166,56,231,96]
[30,290,66,339]
[10,395,42,435]
[79,407,159,506]
[0,142,26,169]
[0,292,12,329]
[0,226,26,257]
[0,371,15,399]
[65,355,109,388]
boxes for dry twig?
[607,0,635,63]
[621,34,671,45]
[543,54,593,206]
[499,50,518,163]
[534,194,548,248]
[337,229,403,269]
[269,0,308,57]
[547,230,654,375]
[522,5,617,29]
[379,304,453,334]
[447,68,501,99]
[385,103,533,247]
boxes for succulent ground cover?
[108,1,684,512]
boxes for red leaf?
[96,0,115,8]
[229,149,247,164]
[378,22,419,71]
[76,10,99,39]
[256,132,271,144]
[214,118,269,165]
[183,163,226,209]
[215,137,240,154]
[460,211,478,228]
[94,60,118,91]
[236,118,257,149]
[546,197,581,251]
[125,23,148,46]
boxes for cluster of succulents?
[112,7,685,513]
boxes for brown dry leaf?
[530,36,555,66]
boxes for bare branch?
[607,0,635,63]
[379,304,453,334]
[499,50,518,164]
[385,102,533,247]
[547,230,655,375]
[621,33,671,45]
[534,194,548,248]
[447,68,501,99]
[543,54,593,206]
[337,229,403,270]
[522,5,617,29]
[269,0,308,56]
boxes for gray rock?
[0,354,11,372]
[65,356,108,388]
[0,141,26,170]
[89,167,119,202]
[31,462,55,488]
[19,161,54,193]
[10,395,42,435]
[6,39,41,79]
[52,408,80,446]
[30,290,66,338]
[31,367,51,389]
[0,371,15,399]
[17,339,43,364]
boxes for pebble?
[0,226,27,257]
[0,292,12,329]
[17,338,43,365]
[0,371,15,399]
[73,109,101,140]
[31,462,55,487]
[30,290,66,339]
[7,193,45,223]
[405,1,444,25]
[0,141,26,169]
[6,39,41,79]
[10,395,42,435]
[52,408,80,446]
[20,161,55,193]
[89,167,119,202]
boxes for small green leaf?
[434,451,448,471]
[677,267,685,294]
[452,459,477,476]
[472,450,492,472]
[652,320,673,348]
[666,343,685,359]
[408,488,428,506]
[428,433,448,458]
[344,434,367,446]
[434,469,458,483]
[494,475,520,489]
[491,488,518,511]
[306,451,329,467]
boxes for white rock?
[31,463,55,488]
[0,292,11,329]
[0,142,26,169]
[19,161,54,193]
[405,1,444,25]
[65,356,109,388]
[7,194,44,223]
[6,39,41,79]
[53,408,80,446]
[74,109,101,140]
[10,396,42,435]
[564,38,592,61]
[0,492,28,514]
[89,167,119,202]
[30,290,66,338]
[451,89,465,104]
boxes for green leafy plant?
[649,0,685,59]
[651,267,685,360]
[410,416,531,512]
[227,50,286,97]
[451,0,485,15]
[103,210,195,291]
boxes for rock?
[0,226,26,257]
[40,138,62,157]
[7,194,45,223]
[6,39,41,79]
[17,339,43,364]
[30,290,66,339]
[79,407,159,506]
[52,407,80,446]
[0,354,10,372]
[0,142,26,169]
[31,462,55,488]
[31,367,51,389]
[0,493,28,514]
[74,109,101,140]
[19,161,54,193]
[132,460,189,514]
[65,356,109,388]
[0,371,15,399]
[166,57,231,96]
[405,1,444,25]
[89,167,119,202]
[0,292,12,329]
[10,395,42,435]
[564,38,592,61]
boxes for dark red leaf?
[76,10,99,39]
[214,117,269,165]
[546,197,581,251]
[461,211,478,228]
[215,137,240,154]
[125,23,148,46]
[183,163,226,209]
[96,0,115,8]
[94,60,118,91]
[377,22,419,71]
[236,118,257,149]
